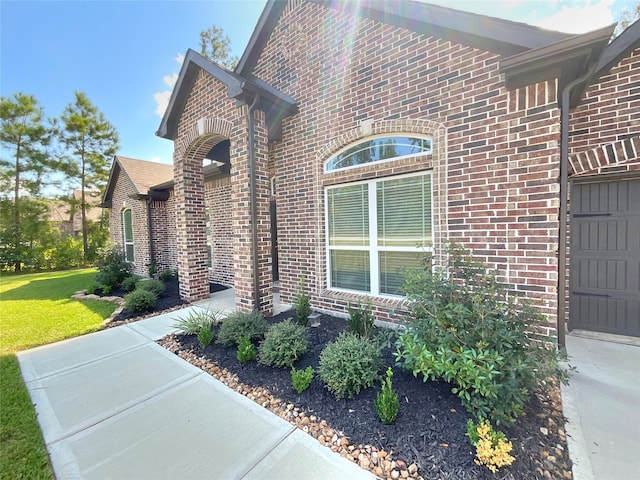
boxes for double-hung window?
[122,209,134,262]
[326,172,432,296]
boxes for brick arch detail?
[312,118,449,297]
[176,117,233,161]
[569,135,640,176]
[315,118,446,164]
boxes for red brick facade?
[105,1,639,342]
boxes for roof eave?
[500,24,615,107]
[157,48,297,141]
[594,18,640,78]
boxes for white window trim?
[325,170,434,298]
[122,209,134,263]
[324,134,432,174]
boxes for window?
[326,135,431,172]
[122,209,134,262]
[326,172,432,296]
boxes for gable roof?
[236,0,573,76]
[156,49,297,142]
[102,156,173,207]
[595,18,640,78]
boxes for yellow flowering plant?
[466,419,515,473]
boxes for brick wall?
[205,176,234,286]
[568,47,640,175]
[250,0,562,336]
[149,192,177,274]
[108,169,151,276]
[172,69,272,311]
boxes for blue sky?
[1,0,635,166]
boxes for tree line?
[0,91,118,272]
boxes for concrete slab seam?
[237,425,298,479]
[18,338,150,385]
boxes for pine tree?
[59,92,118,259]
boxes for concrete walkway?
[561,334,640,480]
[18,306,372,480]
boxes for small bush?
[101,284,112,295]
[86,282,99,295]
[237,336,257,363]
[295,277,311,326]
[318,332,382,399]
[136,279,165,297]
[96,247,132,289]
[374,367,399,424]
[121,275,142,292]
[259,319,308,368]
[466,419,515,473]
[159,269,176,281]
[291,366,314,394]
[217,311,267,347]
[124,289,157,312]
[395,242,568,426]
[197,327,215,348]
[172,309,221,335]
[348,300,375,338]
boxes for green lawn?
[0,269,116,480]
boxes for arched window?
[325,135,431,172]
[324,134,434,296]
[122,209,134,262]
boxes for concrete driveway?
[561,333,640,480]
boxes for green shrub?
[121,275,142,292]
[197,327,215,348]
[136,279,165,297]
[159,269,176,281]
[217,311,267,347]
[348,300,375,338]
[318,332,382,399]
[395,242,568,426]
[172,309,221,335]
[96,247,132,289]
[124,289,157,312]
[258,319,308,368]
[101,284,112,295]
[237,336,257,363]
[86,281,99,295]
[374,367,399,424]
[291,366,314,394]
[294,277,311,326]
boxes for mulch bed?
[157,309,573,480]
[102,280,227,328]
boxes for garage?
[569,176,640,337]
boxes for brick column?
[230,106,273,315]
[174,152,209,301]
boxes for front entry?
[569,177,640,337]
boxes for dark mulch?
[167,311,572,480]
[102,281,227,326]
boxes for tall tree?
[616,1,640,36]
[59,92,118,259]
[199,25,239,69]
[0,92,54,271]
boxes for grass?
[0,268,116,480]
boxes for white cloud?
[153,53,185,118]
[154,90,171,117]
[532,0,616,34]
[163,72,178,88]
